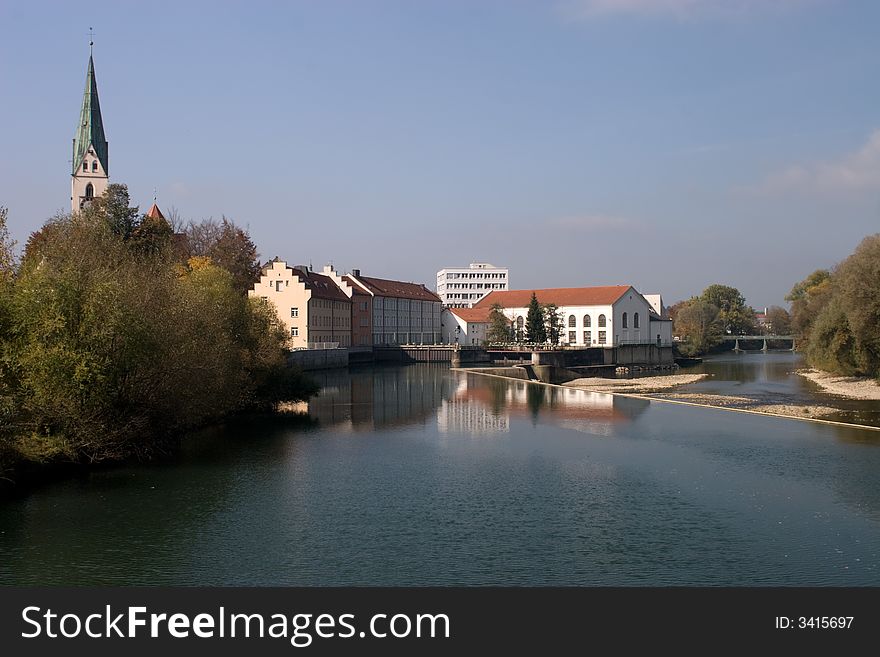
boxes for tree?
[701,284,755,335]
[674,299,723,356]
[786,269,832,350]
[184,217,260,294]
[764,306,792,335]
[487,303,512,344]
[831,234,880,377]
[543,303,563,345]
[82,183,140,239]
[4,203,316,469]
[525,293,546,343]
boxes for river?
[2,354,879,585]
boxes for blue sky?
[1,0,878,307]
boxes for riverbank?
[645,392,839,420]
[563,373,709,393]
[797,369,880,400]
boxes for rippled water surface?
[2,359,879,585]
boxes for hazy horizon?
[2,0,878,307]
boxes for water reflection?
[437,375,649,437]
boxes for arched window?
[598,314,606,328]
[83,161,88,172]
[92,160,98,172]
[622,312,628,328]
[85,183,94,199]
[516,316,524,329]
[634,312,640,329]
[568,315,576,328]
[583,315,591,327]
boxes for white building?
[474,285,673,347]
[441,307,491,345]
[436,262,509,308]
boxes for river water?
[2,355,879,585]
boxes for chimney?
[351,268,361,277]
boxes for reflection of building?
[71,47,109,212]
[448,373,650,436]
[436,263,509,308]
[304,366,448,431]
[474,285,672,347]
[441,307,491,345]
[437,378,509,434]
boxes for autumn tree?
[764,306,792,335]
[674,299,723,356]
[786,269,832,351]
[184,217,261,294]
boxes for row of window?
[568,330,607,344]
[445,272,506,280]
[81,160,99,172]
[441,283,506,290]
[564,314,608,328]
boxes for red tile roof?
[291,267,351,302]
[449,307,493,323]
[474,286,632,309]
[342,275,371,296]
[146,202,165,220]
[353,275,441,302]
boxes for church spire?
[72,47,108,176]
[71,39,109,212]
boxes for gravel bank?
[563,373,709,393]
[797,369,880,400]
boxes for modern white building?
[436,263,509,308]
[474,285,673,347]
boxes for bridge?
[718,335,796,352]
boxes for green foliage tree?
[543,303,563,345]
[674,299,723,356]
[525,293,546,343]
[487,303,512,344]
[0,207,18,467]
[700,284,755,335]
[822,234,880,377]
[83,183,140,239]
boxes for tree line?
[0,185,317,483]
[788,234,880,379]
[669,233,878,379]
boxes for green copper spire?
[72,53,108,175]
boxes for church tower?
[71,41,109,212]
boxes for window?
[598,331,607,344]
[583,315,591,327]
[568,315,576,327]
[568,331,576,344]
[291,307,298,318]
[85,183,94,199]
[290,327,298,337]
[83,161,88,172]
[92,161,98,172]
[634,312,640,329]
[275,280,282,292]
[584,330,591,344]
[516,316,524,329]
[598,314,607,328]
[622,312,628,329]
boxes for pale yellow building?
[249,259,352,349]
